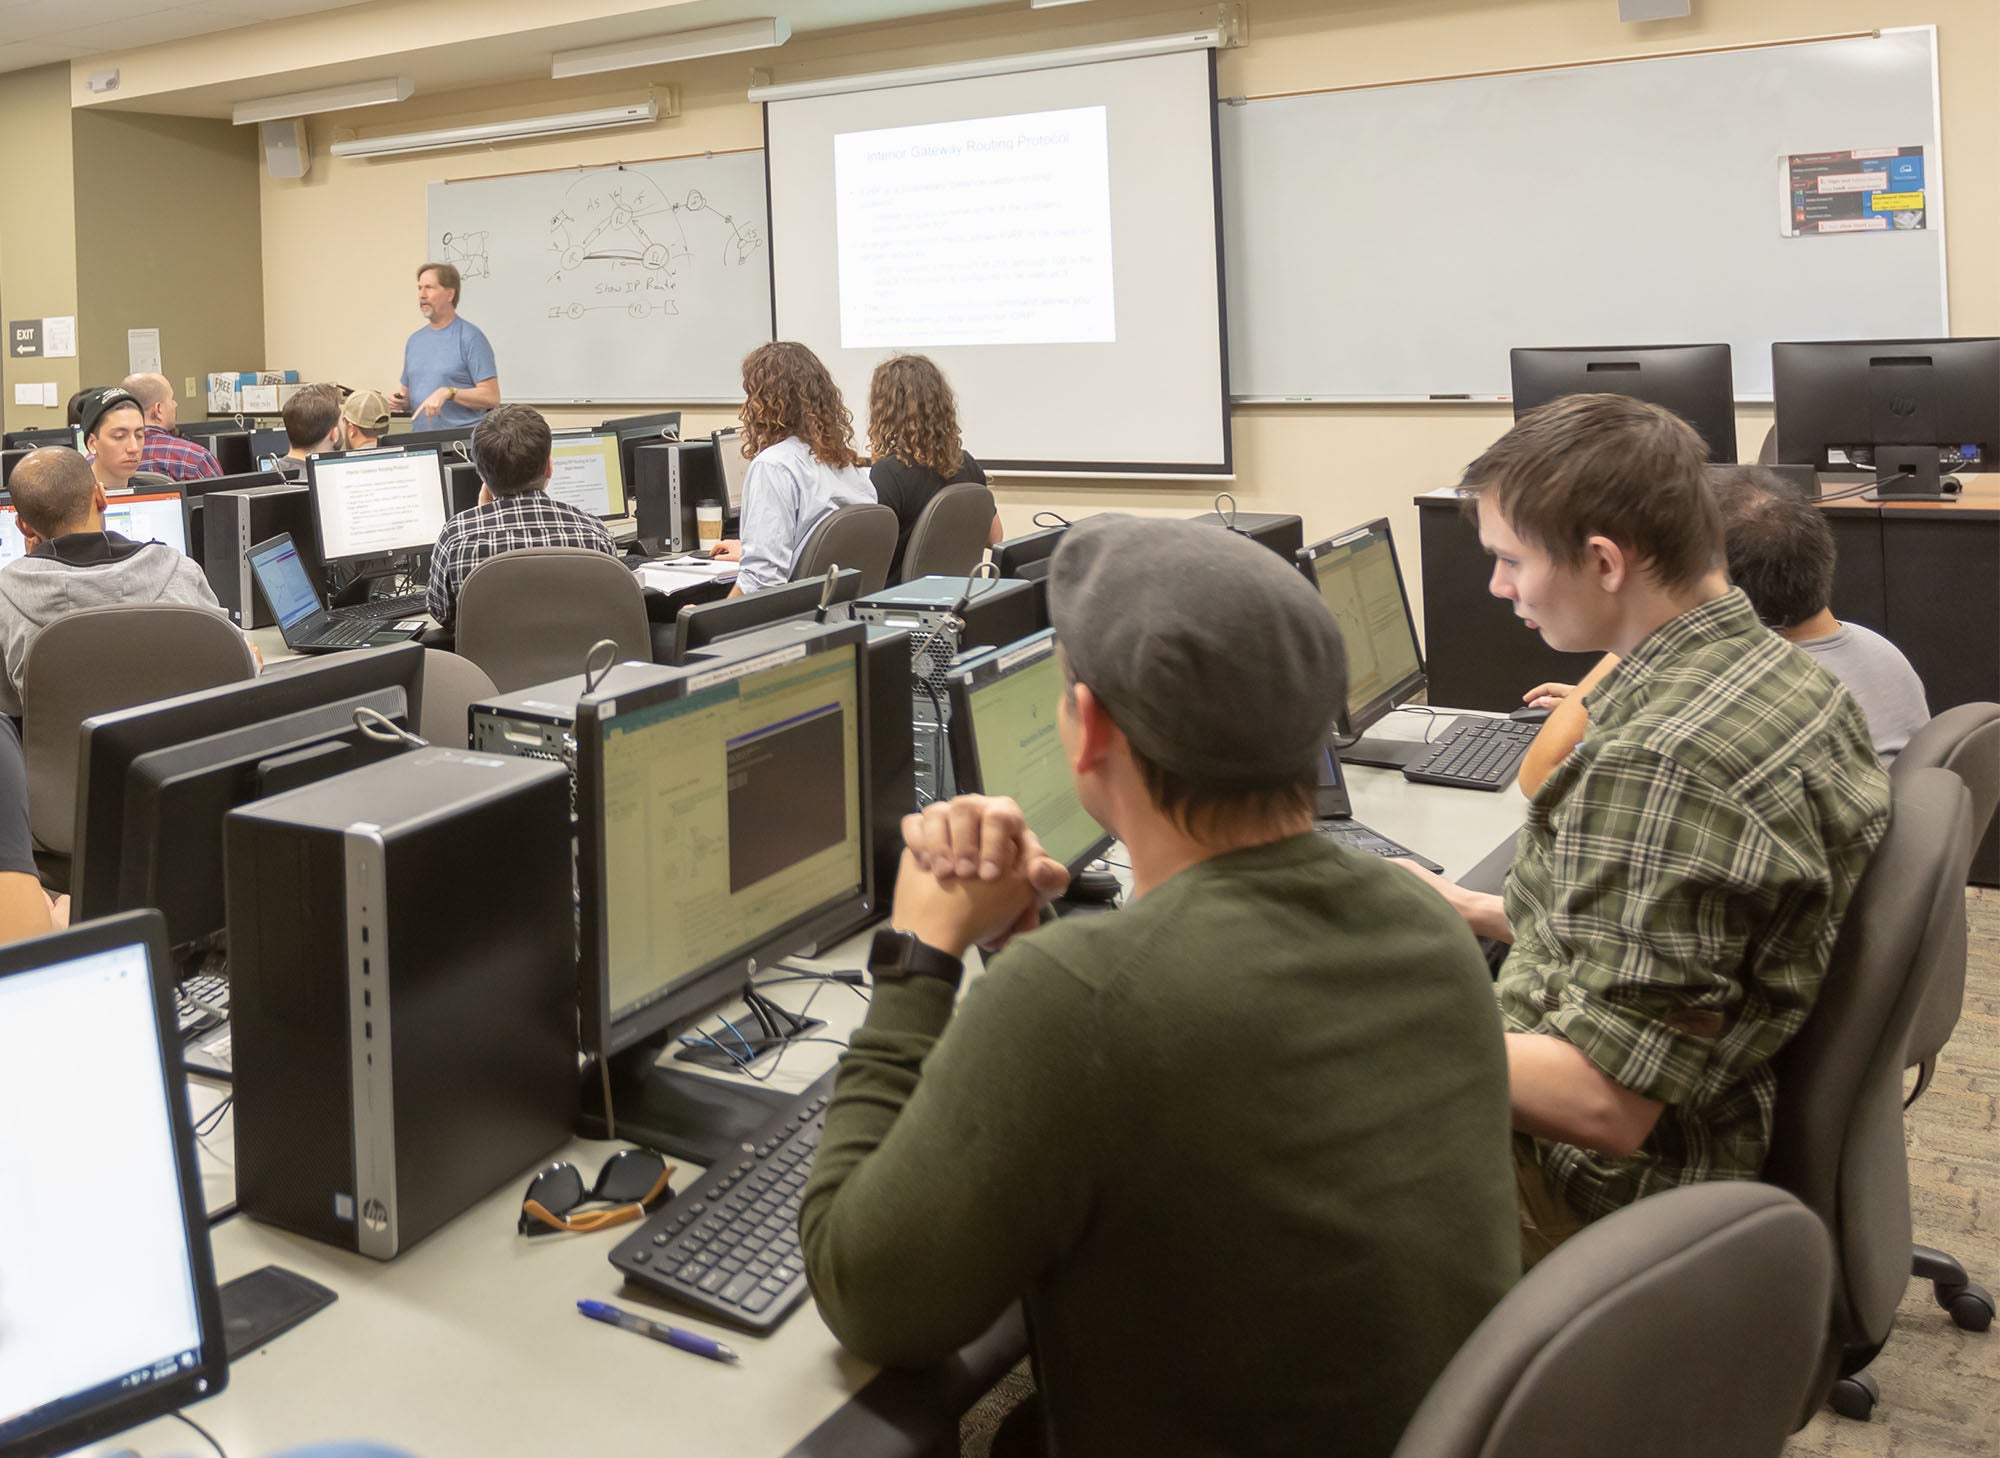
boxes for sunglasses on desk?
[519,1148,675,1237]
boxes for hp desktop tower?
[632,440,721,553]
[204,483,322,628]
[226,748,578,1259]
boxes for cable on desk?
[173,1410,229,1458]
[194,1095,233,1138]
[677,979,849,1084]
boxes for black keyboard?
[346,593,428,622]
[1402,716,1540,791]
[175,974,229,1040]
[607,1070,834,1332]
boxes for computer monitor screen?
[547,429,627,519]
[1510,343,1738,463]
[1771,337,2000,472]
[711,428,748,513]
[947,630,1110,874]
[672,569,863,659]
[248,428,289,466]
[3,428,83,452]
[308,446,448,565]
[1298,519,1425,737]
[0,489,185,566]
[0,912,226,1455]
[101,489,188,556]
[73,646,426,951]
[576,623,870,1058]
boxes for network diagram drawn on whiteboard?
[537,172,762,321]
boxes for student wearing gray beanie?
[801,513,1516,1458]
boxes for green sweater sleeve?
[799,941,1101,1367]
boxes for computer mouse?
[1509,705,1553,725]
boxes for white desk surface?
[105,705,1524,1458]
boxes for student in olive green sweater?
[800,515,1518,1458]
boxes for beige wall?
[240,0,1997,615]
[71,109,266,422]
[0,65,82,436]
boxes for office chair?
[418,650,498,749]
[1757,424,1780,464]
[789,503,897,596]
[22,603,257,866]
[1392,1183,1831,1458]
[1889,702,2000,1333]
[454,548,651,694]
[899,483,996,583]
[1762,766,1975,1421]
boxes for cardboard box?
[239,384,280,412]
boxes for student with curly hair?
[866,355,994,579]
[719,342,875,594]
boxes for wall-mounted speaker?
[261,118,310,179]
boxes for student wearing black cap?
[79,385,147,496]
[800,515,1517,1458]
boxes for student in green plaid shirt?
[1404,395,1890,1267]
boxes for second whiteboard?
[426,151,772,404]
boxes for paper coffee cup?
[696,503,724,551]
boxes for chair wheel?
[1942,1282,1995,1332]
[1829,1372,1879,1421]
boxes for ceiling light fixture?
[328,100,659,159]
[232,77,413,125]
[552,17,792,81]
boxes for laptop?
[1313,740,1444,872]
[247,531,426,653]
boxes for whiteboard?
[426,152,773,404]
[1220,29,1947,400]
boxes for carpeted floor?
[961,888,2000,1456]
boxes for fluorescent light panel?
[233,76,412,125]
[552,17,791,80]
[328,100,659,159]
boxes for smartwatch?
[867,929,965,989]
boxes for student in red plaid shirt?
[124,373,221,482]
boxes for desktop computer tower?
[204,483,322,627]
[632,440,720,552]
[1192,510,1304,564]
[225,748,577,1260]
[847,577,1036,803]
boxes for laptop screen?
[247,535,325,634]
[0,929,213,1448]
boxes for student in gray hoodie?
[0,445,244,717]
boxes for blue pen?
[577,1299,739,1364]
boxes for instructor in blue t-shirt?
[389,261,500,429]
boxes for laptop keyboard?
[1315,819,1442,874]
[314,617,398,647]
[346,592,428,622]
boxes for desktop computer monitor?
[601,411,682,493]
[672,569,862,660]
[994,523,1068,579]
[1298,519,1434,769]
[573,621,872,1153]
[4,427,83,452]
[382,424,475,454]
[101,487,189,555]
[1510,343,1738,463]
[547,428,628,519]
[946,629,1111,875]
[73,646,427,957]
[248,427,289,466]
[0,910,228,1456]
[307,446,448,567]
[0,487,185,567]
[711,427,749,514]
[1771,336,2000,474]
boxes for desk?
[1414,480,1999,884]
[99,755,1522,1458]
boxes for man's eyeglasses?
[518,1149,674,1237]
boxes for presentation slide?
[834,107,1114,349]
[548,432,623,518]
[766,45,1228,472]
[314,452,447,561]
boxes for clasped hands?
[890,796,1072,959]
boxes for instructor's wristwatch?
[867,929,965,989]
[446,386,459,403]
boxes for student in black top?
[865,355,996,579]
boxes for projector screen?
[764,44,1229,474]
